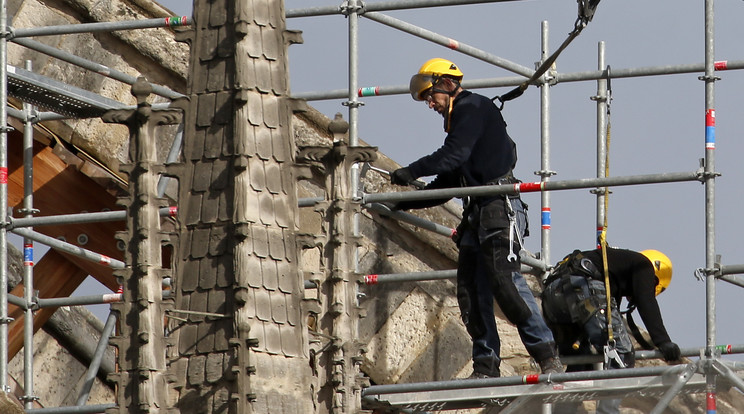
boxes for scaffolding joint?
[16,207,40,215]
[339,0,365,16]
[20,394,39,404]
[590,187,612,196]
[590,94,608,102]
[534,169,556,178]
[342,100,365,108]
[698,74,721,82]
[3,26,15,40]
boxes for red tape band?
[714,61,728,71]
[523,374,540,384]
[169,206,178,218]
[518,182,543,192]
[100,256,111,265]
[0,167,7,184]
[706,109,716,127]
[448,39,460,50]
[450,228,457,239]
[707,392,716,410]
[365,274,378,285]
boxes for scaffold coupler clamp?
[504,196,522,262]
[603,342,625,369]
[340,0,365,16]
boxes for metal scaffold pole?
[0,0,8,392]
[21,59,36,409]
[594,41,608,245]
[703,0,720,410]
[538,20,553,267]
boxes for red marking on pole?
[448,39,460,50]
[523,374,540,384]
[451,228,457,239]
[707,392,716,410]
[0,167,7,184]
[100,255,111,266]
[169,206,178,218]
[116,285,123,294]
[103,293,122,303]
[714,61,728,71]
[517,182,544,193]
[365,274,378,285]
[706,109,716,127]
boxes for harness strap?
[624,304,656,350]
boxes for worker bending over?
[542,247,681,413]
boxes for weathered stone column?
[102,78,181,413]
[297,135,377,413]
[165,1,311,413]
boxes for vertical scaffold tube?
[703,0,718,409]
[347,0,362,274]
[21,60,35,409]
[0,0,9,391]
[539,20,552,268]
[595,41,608,247]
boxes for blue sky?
[156,0,744,357]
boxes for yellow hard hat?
[409,58,464,101]
[641,250,672,296]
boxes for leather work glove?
[658,341,681,361]
[390,167,415,186]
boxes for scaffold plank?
[6,65,125,118]
[363,371,742,412]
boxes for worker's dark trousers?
[458,197,556,376]
[543,275,634,414]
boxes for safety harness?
[492,0,602,109]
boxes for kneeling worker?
[542,247,681,414]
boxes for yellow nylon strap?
[601,110,614,343]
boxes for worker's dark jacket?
[582,248,672,346]
[401,90,517,209]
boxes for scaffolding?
[0,0,739,413]
[288,0,744,412]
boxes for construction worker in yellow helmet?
[390,58,564,379]
[541,247,680,414]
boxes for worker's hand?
[390,167,415,186]
[658,341,681,361]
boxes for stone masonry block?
[187,354,206,386]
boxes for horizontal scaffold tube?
[25,404,116,414]
[365,202,455,237]
[11,227,125,269]
[12,38,184,100]
[363,11,534,78]
[9,207,177,229]
[11,17,190,38]
[561,343,744,366]
[293,60,744,102]
[363,170,704,204]
[286,0,523,18]
[363,364,691,396]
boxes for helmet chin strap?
[443,95,454,132]
[438,79,460,132]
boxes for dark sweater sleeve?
[393,172,456,210]
[407,98,484,179]
[630,258,673,346]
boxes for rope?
[600,66,614,346]
[493,0,602,108]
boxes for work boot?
[468,370,499,379]
[538,356,564,374]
